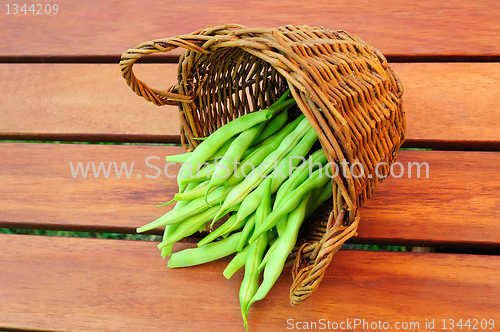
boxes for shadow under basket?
[120,24,406,306]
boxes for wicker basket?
[120,24,406,306]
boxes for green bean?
[268,226,278,244]
[214,116,313,222]
[273,149,327,236]
[173,180,214,202]
[157,204,239,250]
[160,183,197,258]
[222,242,251,279]
[225,218,278,281]
[248,166,330,244]
[159,180,206,207]
[247,191,312,310]
[166,139,238,165]
[275,216,287,237]
[179,160,217,185]
[177,97,296,192]
[216,108,288,164]
[239,122,289,162]
[232,178,268,235]
[249,106,289,146]
[234,214,255,252]
[224,114,304,188]
[259,216,288,270]
[165,152,192,164]
[207,137,237,161]
[273,149,327,209]
[276,182,329,237]
[305,180,334,219]
[157,205,220,249]
[204,122,266,204]
[197,213,247,247]
[237,177,272,251]
[168,231,242,268]
[239,226,267,329]
[237,178,271,328]
[137,185,232,233]
[231,125,316,223]
[161,225,178,258]
[239,112,291,162]
[267,125,318,194]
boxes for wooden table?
[1,1,499,331]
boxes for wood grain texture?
[1,0,500,58]
[357,150,500,248]
[0,63,180,142]
[0,143,185,233]
[397,63,500,147]
[1,144,499,248]
[0,234,498,332]
[2,63,500,148]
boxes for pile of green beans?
[138,91,333,330]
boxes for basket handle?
[119,36,213,106]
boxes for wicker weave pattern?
[120,24,406,306]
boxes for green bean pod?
[267,125,318,194]
[197,213,248,247]
[234,214,256,252]
[224,114,304,188]
[177,98,296,192]
[238,110,291,162]
[275,217,287,237]
[238,178,272,328]
[204,122,266,203]
[258,216,288,271]
[249,106,289,146]
[237,177,272,251]
[160,183,197,258]
[276,183,327,237]
[247,191,312,310]
[206,137,237,161]
[268,226,278,244]
[222,243,251,279]
[274,149,327,236]
[239,227,267,329]
[157,204,239,250]
[222,198,277,279]
[165,152,192,164]
[248,166,330,244]
[137,185,232,233]
[305,180,334,219]
[232,178,268,234]
[172,136,236,170]
[273,149,327,208]
[231,125,316,222]
[179,160,217,185]
[173,180,214,202]
[214,116,313,222]
[168,231,242,268]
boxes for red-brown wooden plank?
[1,143,499,248]
[396,63,500,150]
[0,63,181,143]
[357,150,500,249]
[0,234,498,331]
[2,63,500,149]
[1,1,500,59]
[0,143,184,233]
